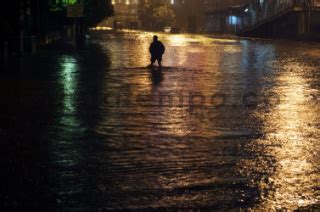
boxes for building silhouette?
[101,0,140,29]
[205,0,250,34]
[241,0,320,40]
[141,0,250,33]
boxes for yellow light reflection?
[256,64,319,210]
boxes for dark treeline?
[0,0,113,57]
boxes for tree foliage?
[152,4,175,30]
[84,0,113,27]
[139,0,175,30]
[48,0,113,27]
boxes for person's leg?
[157,56,163,67]
[150,56,156,67]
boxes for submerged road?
[1,30,319,210]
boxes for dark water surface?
[1,30,319,210]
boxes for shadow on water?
[0,42,112,210]
[47,44,114,210]
[0,57,21,75]
[150,67,164,85]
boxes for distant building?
[101,0,140,29]
[205,0,249,11]
[170,0,208,33]
[102,0,251,33]
[137,0,209,33]
[205,0,250,34]
[1,0,51,56]
[205,0,320,39]
[155,0,251,33]
[240,0,320,40]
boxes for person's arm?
[161,42,165,54]
[149,43,153,54]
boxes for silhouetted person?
[149,35,165,67]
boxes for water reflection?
[258,63,319,209]
[50,55,85,205]
[97,32,319,209]
[4,30,318,210]
[60,56,79,120]
[91,30,319,210]
[150,68,164,85]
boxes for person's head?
[153,35,158,42]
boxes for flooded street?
[1,30,319,210]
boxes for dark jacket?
[149,41,165,58]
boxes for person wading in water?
[149,35,165,68]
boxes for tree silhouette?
[48,0,113,27]
[84,0,114,28]
[139,0,175,30]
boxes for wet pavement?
[0,30,319,210]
